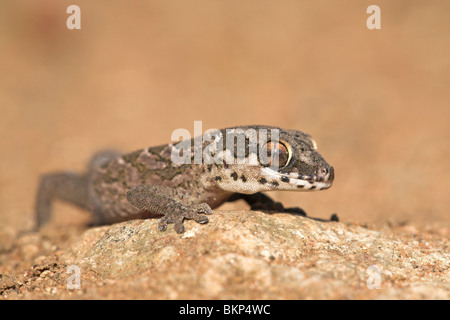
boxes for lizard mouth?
[261,168,334,191]
[285,175,333,190]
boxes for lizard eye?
[260,141,290,168]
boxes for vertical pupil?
[270,143,281,166]
[260,142,288,167]
[273,143,288,167]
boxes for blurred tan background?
[0,0,449,231]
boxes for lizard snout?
[317,165,334,183]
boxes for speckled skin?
[35,126,334,233]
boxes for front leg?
[126,185,212,234]
[227,192,307,216]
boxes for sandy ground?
[0,1,448,299]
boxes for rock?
[59,210,448,299]
[0,274,20,292]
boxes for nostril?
[317,166,334,182]
[317,166,328,178]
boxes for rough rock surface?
[0,210,448,299]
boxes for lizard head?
[256,127,334,192]
[207,126,334,194]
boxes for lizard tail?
[34,172,90,229]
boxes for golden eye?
[261,141,290,168]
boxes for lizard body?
[35,125,334,233]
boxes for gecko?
[35,125,335,233]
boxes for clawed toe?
[158,203,212,233]
[174,221,185,234]
[158,216,168,231]
[159,217,186,234]
[195,203,213,215]
[193,214,209,224]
